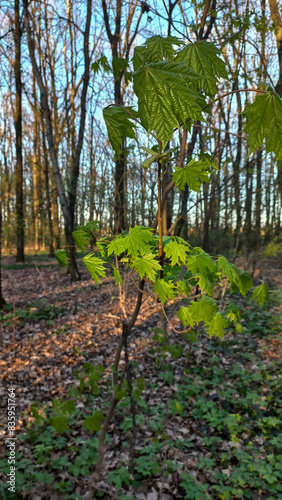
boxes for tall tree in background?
[101,0,145,233]
[14,0,24,262]
[23,0,93,280]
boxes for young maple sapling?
[55,36,276,498]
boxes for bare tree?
[23,0,93,280]
[14,0,24,262]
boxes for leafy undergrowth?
[0,273,281,499]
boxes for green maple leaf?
[173,157,212,192]
[107,235,126,256]
[178,296,218,327]
[103,106,137,155]
[176,40,228,98]
[49,416,70,433]
[252,281,268,306]
[92,54,111,75]
[186,248,216,275]
[73,228,91,251]
[237,271,253,296]
[110,225,154,257]
[208,312,229,338]
[133,60,206,145]
[188,296,218,325]
[61,400,75,416]
[173,154,217,193]
[85,220,99,234]
[230,271,252,296]
[198,275,214,297]
[154,279,177,303]
[54,250,69,268]
[113,267,122,285]
[145,35,183,62]
[83,254,107,283]
[164,237,191,266]
[83,410,104,434]
[244,89,282,160]
[132,254,161,281]
[177,306,194,327]
[217,255,239,283]
[133,36,182,70]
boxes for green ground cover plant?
[0,292,281,499]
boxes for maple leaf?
[177,306,194,327]
[186,248,216,275]
[83,254,107,284]
[132,254,161,281]
[188,296,218,325]
[173,154,218,192]
[61,400,75,416]
[73,228,91,251]
[145,35,183,62]
[243,89,282,160]
[154,279,177,303]
[54,250,69,268]
[49,416,70,433]
[178,296,218,327]
[103,106,137,155]
[109,226,154,257]
[237,271,253,296]
[107,235,126,256]
[217,255,239,283]
[208,312,229,338]
[164,237,191,266]
[198,274,214,297]
[133,60,206,145]
[252,281,268,306]
[176,40,228,97]
[133,36,183,71]
[85,220,99,234]
[83,410,104,434]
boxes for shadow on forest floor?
[0,253,281,499]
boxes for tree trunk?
[255,149,262,247]
[42,127,54,257]
[233,86,242,253]
[101,0,144,233]
[32,74,40,251]
[24,0,92,281]
[14,0,24,262]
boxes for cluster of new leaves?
[56,223,268,339]
[56,36,272,339]
[103,35,282,192]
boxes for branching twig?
[160,302,192,335]
[123,322,136,476]
[85,280,145,500]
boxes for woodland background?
[0,0,282,282]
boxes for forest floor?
[0,251,281,500]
